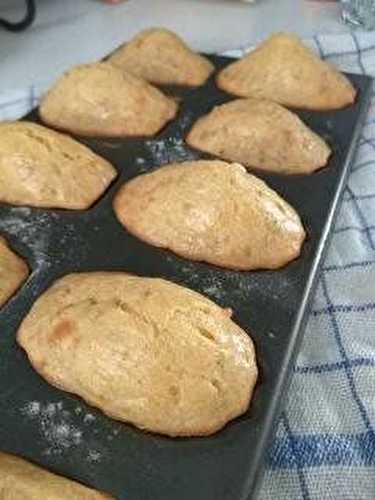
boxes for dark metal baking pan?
[0,55,372,500]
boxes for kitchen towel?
[1,31,375,500]
[225,32,375,500]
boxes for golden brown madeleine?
[217,33,356,110]
[17,272,257,437]
[108,27,214,87]
[113,160,305,270]
[0,122,116,209]
[0,236,28,308]
[186,98,331,174]
[39,62,178,137]
[0,451,113,499]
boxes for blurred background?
[0,0,352,93]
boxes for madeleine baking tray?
[0,55,372,500]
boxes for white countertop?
[0,0,348,93]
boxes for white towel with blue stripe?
[1,31,374,500]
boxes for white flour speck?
[75,406,82,415]
[145,137,198,166]
[22,402,120,461]
[8,207,32,217]
[22,401,82,456]
[45,423,82,448]
[0,211,58,266]
[178,111,195,131]
[24,401,40,417]
[202,283,225,300]
[45,403,57,417]
[83,413,96,424]
[88,450,102,463]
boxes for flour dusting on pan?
[21,401,106,462]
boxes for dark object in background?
[0,0,35,32]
